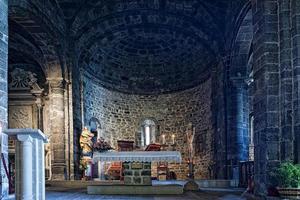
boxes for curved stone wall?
[83,74,214,179]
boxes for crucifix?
[186,123,195,179]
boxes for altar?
[93,151,181,186]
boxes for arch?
[226,1,252,52]
[9,0,65,35]
[9,20,47,74]
[224,3,254,180]
[8,2,65,79]
[88,117,102,138]
[137,117,159,148]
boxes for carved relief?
[9,68,38,89]
[9,106,33,128]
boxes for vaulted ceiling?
[9,0,250,94]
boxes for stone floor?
[45,188,250,200]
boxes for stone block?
[134,171,140,176]
[124,170,132,176]
[141,170,151,176]
[124,177,132,185]
[143,163,151,169]
[133,177,141,184]
[142,177,152,185]
[123,162,130,170]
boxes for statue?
[79,127,94,157]
[79,127,94,180]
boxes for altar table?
[93,151,181,185]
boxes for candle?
[162,134,166,144]
[172,134,175,144]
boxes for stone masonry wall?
[123,162,152,185]
[83,75,214,180]
[0,0,8,196]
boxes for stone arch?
[9,20,47,73]
[88,117,102,138]
[8,1,66,79]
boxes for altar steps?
[87,184,184,195]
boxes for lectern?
[4,129,48,200]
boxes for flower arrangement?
[93,137,113,152]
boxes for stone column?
[36,99,43,132]
[291,0,300,163]
[16,135,33,200]
[48,78,66,180]
[227,78,249,181]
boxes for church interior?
[0,0,300,199]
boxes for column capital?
[47,78,65,94]
[17,134,33,143]
[47,78,65,88]
[229,77,249,88]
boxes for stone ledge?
[87,185,184,195]
[46,180,123,189]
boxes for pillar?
[291,0,300,164]
[0,0,8,197]
[16,135,33,200]
[4,129,48,200]
[227,78,249,180]
[278,0,294,161]
[48,78,66,180]
[251,0,280,195]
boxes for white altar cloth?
[93,151,182,163]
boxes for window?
[249,115,254,161]
[139,119,157,147]
[145,126,150,146]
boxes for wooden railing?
[239,161,254,188]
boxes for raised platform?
[197,180,239,188]
[46,180,122,189]
[87,184,183,195]
[46,179,239,189]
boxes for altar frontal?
[93,151,182,185]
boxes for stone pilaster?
[291,0,300,163]
[279,0,294,161]
[0,0,8,197]
[251,0,280,195]
[48,78,66,180]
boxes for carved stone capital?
[230,77,248,88]
[17,134,33,143]
[47,78,65,94]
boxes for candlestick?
[162,134,166,144]
[172,134,175,145]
